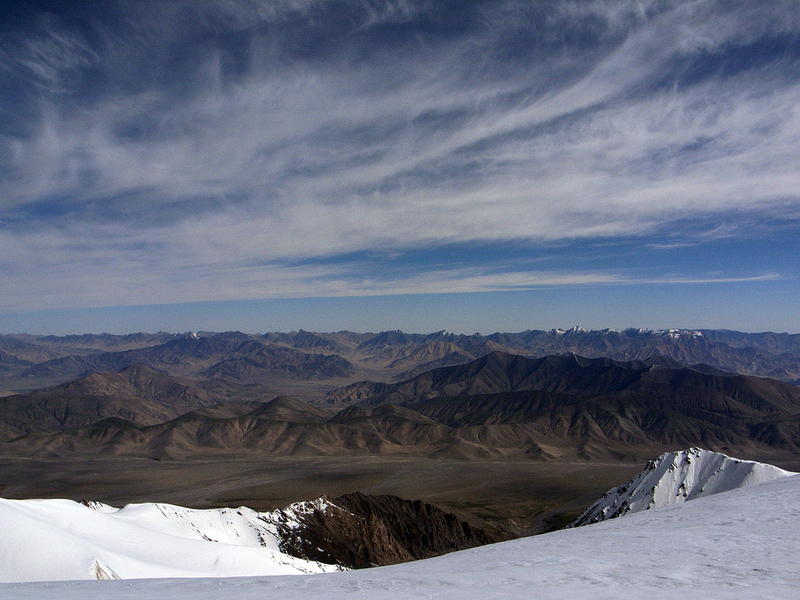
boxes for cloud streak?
[1,0,799,313]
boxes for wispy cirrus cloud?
[1,0,799,315]
[2,216,782,313]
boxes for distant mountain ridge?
[0,333,356,395]
[2,328,799,397]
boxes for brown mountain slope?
[10,395,456,458]
[0,364,240,440]
[386,342,476,370]
[5,348,800,462]
[318,352,653,407]
[9,352,800,461]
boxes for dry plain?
[0,454,661,537]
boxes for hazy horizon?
[2,318,798,338]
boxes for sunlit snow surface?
[2,449,799,599]
[572,447,794,526]
[0,497,341,582]
[3,474,800,599]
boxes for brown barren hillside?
[5,352,800,464]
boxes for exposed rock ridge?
[275,492,500,568]
[70,492,500,571]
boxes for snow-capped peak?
[570,447,795,527]
[650,328,704,339]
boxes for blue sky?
[1,0,799,335]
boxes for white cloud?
[1,0,799,310]
[0,214,784,312]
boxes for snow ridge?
[7,473,800,598]
[0,497,344,583]
[571,447,794,527]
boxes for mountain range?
[4,351,800,463]
[2,327,800,552]
[2,328,800,397]
[0,364,260,441]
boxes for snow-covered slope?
[3,467,800,599]
[571,447,794,527]
[0,497,342,583]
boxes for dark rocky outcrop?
[277,492,500,568]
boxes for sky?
[1,0,799,335]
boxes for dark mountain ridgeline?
[0,332,179,364]
[319,353,658,407]
[358,327,800,383]
[201,347,354,382]
[6,351,800,462]
[356,330,427,350]
[700,329,800,355]
[0,349,30,367]
[263,330,367,354]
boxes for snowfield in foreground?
[2,449,799,599]
[0,497,342,582]
[4,474,799,600]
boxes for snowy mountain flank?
[3,452,800,599]
[0,497,343,583]
[1,448,797,589]
[571,448,795,527]
[0,491,495,583]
